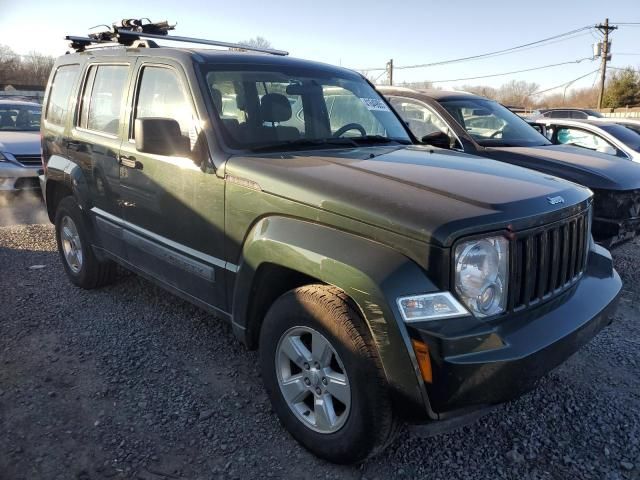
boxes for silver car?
[0,100,42,192]
[533,118,640,163]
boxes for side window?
[556,127,616,155]
[78,65,129,135]
[46,65,80,126]
[570,111,587,119]
[134,66,195,145]
[550,111,565,118]
[389,97,449,138]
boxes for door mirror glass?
[135,118,190,156]
[421,130,452,149]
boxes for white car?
[533,118,640,162]
[0,100,42,192]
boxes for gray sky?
[1,0,638,93]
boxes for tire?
[259,284,399,464]
[54,196,116,289]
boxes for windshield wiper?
[249,138,359,152]
[348,135,411,145]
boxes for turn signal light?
[411,339,433,383]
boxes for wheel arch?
[231,215,438,420]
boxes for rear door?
[118,59,227,311]
[69,60,133,258]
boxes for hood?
[486,144,640,191]
[228,145,591,247]
[0,131,40,156]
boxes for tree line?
[398,67,640,110]
[0,44,55,89]
[2,39,639,110]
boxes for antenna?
[66,19,289,56]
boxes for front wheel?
[259,285,399,463]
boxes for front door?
[118,60,227,311]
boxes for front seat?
[258,93,300,142]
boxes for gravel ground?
[0,197,639,480]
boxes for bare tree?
[237,36,273,50]
[496,80,539,108]
[0,44,54,88]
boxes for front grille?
[508,208,590,311]
[14,155,42,167]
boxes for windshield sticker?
[360,97,391,112]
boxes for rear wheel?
[54,196,116,289]
[259,285,398,463]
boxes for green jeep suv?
[41,34,621,463]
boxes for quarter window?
[79,65,129,135]
[46,65,80,126]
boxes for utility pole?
[386,59,393,86]
[596,18,617,109]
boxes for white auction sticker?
[359,97,391,112]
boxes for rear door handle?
[119,155,143,170]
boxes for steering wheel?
[490,128,505,139]
[333,123,366,138]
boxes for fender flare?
[231,216,439,419]
[44,154,92,216]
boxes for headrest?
[260,93,292,123]
[210,88,223,113]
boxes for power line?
[531,69,600,96]
[356,26,594,72]
[428,57,595,83]
[394,26,594,70]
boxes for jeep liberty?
[40,22,622,463]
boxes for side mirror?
[135,118,190,157]
[421,130,452,149]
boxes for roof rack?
[66,18,289,56]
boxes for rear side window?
[78,65,129,135]
[46,65,80,126]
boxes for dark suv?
[41,29,621,463]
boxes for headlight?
[0,152,6,162]
[455,235,509,318]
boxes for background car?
[533,118,640,162]
[0,100,43,193]
[378,86,640,247]
[533,108,604,120]
[594,117,640,136]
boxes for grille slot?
[509,209,590,311]
[14,155,42,167]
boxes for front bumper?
[0,161,40,192]
[408,243,621,416]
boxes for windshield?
[600,124,640,152]
[0,104,41,132]
[439,98,551,147]
[202,65,411,151]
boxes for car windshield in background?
[0,104,42,131]
[202,65,411,151]
[439,98,551,147]
[600,124,640,153]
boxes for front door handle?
[119,155,143,170]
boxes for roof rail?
[66,19,289,56]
